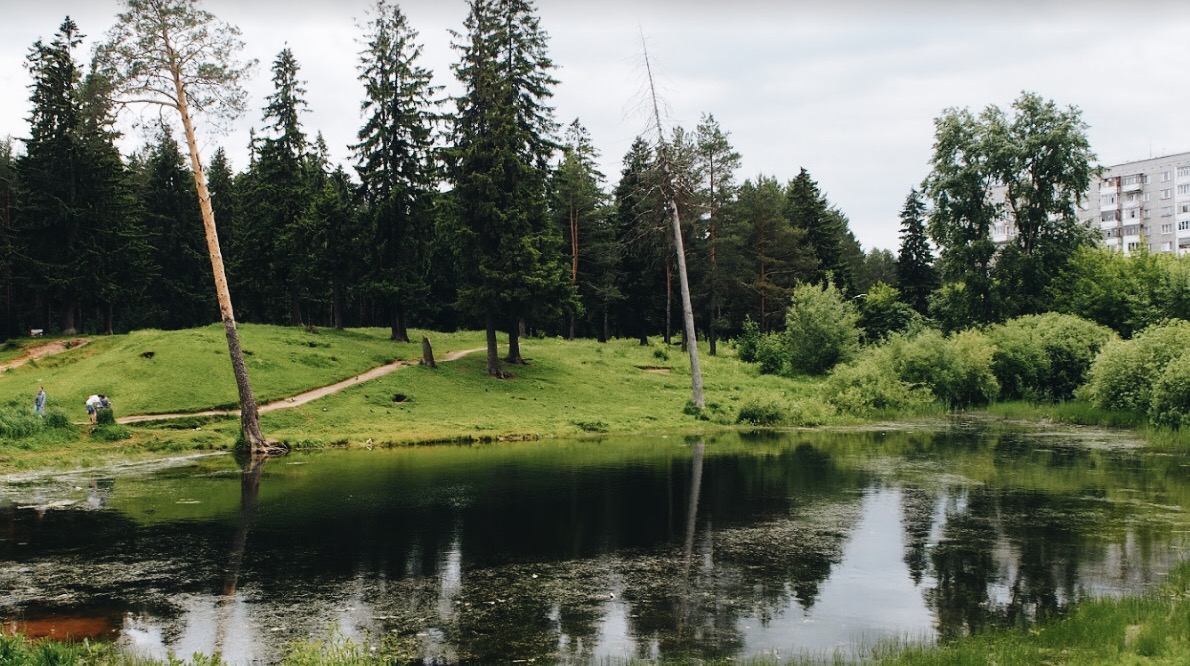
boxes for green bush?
[1151,352,1190,429]
[96,406,116,425]
[92,424,132,442]
[735,316,761,363]
[858,282,922,344]
[754,332,786,375]
[1080,319,1190,414]
[736,397,785,426]
[783,280,860,375]
[824,349,934,416]
[888,329,999,409]
[988,313,1117,402]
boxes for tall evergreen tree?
[137,128,214,329]
[785,168,853,293]
[15,18,87,334]
[0,138,14,338]
[612,137,666,344]
[727,175,812,332]
[447,0,573,376]
[244,47,314,326]
[896,188,936,314]
[552,119,613,339]
[353,0,440,341]
[693,113,740,355]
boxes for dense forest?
[2,0,1186,359]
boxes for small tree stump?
[421,336,437,368]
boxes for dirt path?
[0,338,90,373]
[118,346,486,425]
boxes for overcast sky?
[3,0,1190,251]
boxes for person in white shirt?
[85,394,101,424]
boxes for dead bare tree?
[640,39,705,409]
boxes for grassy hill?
[0,325,825,471]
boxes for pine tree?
[612,137,667,344]
[447,0,573,376]
[353,0,440,342]
[552,119,613,339]
[693,113,740,355]
[99,0,268,452]
[896,188,937,315]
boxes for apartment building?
[990,150,1190,255]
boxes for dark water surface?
[2,424,1189,663]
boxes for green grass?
[0,327,830,469]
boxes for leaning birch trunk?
[642,41,705,409]
[174,71,265,452]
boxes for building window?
[1179,220,1190,231]
[1162,189,1174,199]
[1127,208,1139,219]
[1182,203,1190,214]
[1163,171,1173,182]
[1102,210,1120,222]
[1145,209,1153,219]
[1180,184,1190,195]
[1163,223,1174,234]
[1144,192,1153,202]
[1163,241,1174,251]
[1180,166,1190,178]
[1163,206,1175,216]
[1127,242,1139,251]
[1123,174,1142,186]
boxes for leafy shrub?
[858,282,922,344]
[887,329,999,409]
[736,397,785,426]
[652,344,670,362]
[96,407,116,426]
[755,333,786,375]
[988,313,1117,402]
[1080,319,1190,414]
[783,281,860,375]
[92,424,132,441]
[735,316,761,363]
[1151,353,1190,429]
[824,349,934,416]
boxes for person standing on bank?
[85,394,101,424]
[34,387,46,415]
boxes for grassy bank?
[0,326,843,472]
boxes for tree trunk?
[60,295,77,335]
[599,306,608,343]
[485,314,504,378]
[390,302,409,342]
[667,268,676,345]
[332,278,344,330]
[421,336,436,368]
[667,201,705,409]
[174,64,265,453]
[505,321,525,365]
[289,282,303,327]
[104,303,114,336]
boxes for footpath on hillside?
[2,338,484,425]
[117,346,485,424]
[0,338,90,373]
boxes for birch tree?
[97,0,270,453]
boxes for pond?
[2,422,1189,663]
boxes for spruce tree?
[447,0,573,376]
[896,188,937,315]
[785,168,854,293]
[612,137,667,344]
[353,0,440,341]
[693,113,740,355]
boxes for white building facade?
[990,150,1190,256]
